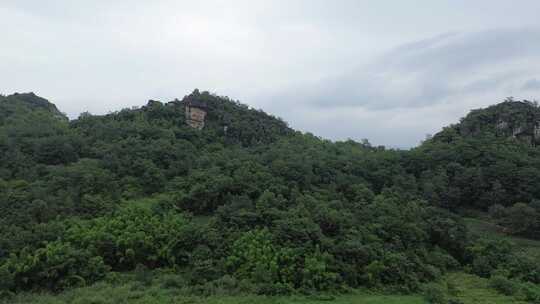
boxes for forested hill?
[73,89,293,149]
[438,99,540,145]
[0,91,539,299]
[0,92,67,124]
[406,99,540,233]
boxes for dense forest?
[1,91,539,303]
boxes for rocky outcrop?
[456,100,540,146]
[184,100,207,129]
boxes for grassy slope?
[5,273,527,304]
[465,217,540,258]
[446,273,527,304]
[6,286,424,304]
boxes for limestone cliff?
[456,99,540,145]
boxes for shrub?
[160,274,186,289]
[66,206,191,271]
[521,282,540,303]
[0,264,15,291]
[507,253,540,284]
[213,275,239,292]
[134,264,153,286]
[226,229,292,286]
[1,241,108,292]
[103,272,125,285]
[0,290,14,301]
[468,239,513,278]
[255,282,293,296]
[423,283,447,304]
[446,280,460,296]
[301,248,339,292]
[364,252,424,292]
[489,275,517,296]
[488,204,506,220]
[503,203,538,236]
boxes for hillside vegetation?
[0,91,539,303]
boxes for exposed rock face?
[508,122,540,145]
[512,125,525,137]
[496,120,509,130]
[457,100,540,146]
[185,102,207,129]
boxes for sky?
[2,1,540,148]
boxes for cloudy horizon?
[2,1,540,147]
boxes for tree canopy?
[0,91,539,296]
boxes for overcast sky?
[2,1,540,147]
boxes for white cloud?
[1,1,540,147]
[262,29,540,147]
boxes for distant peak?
[2,92,67,121]
[433,98,540,146]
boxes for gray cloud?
[261,28,540,147]
[522,78,540,91]
[2,1,540,147]
[268,28,540,111]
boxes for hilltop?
[0,92,67,124]
[437,99,540,146]
[406,100,540,223]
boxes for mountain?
[442,99,540,146]
[406,100,540,215]
[0,91,538,300]
[0,92,67,124]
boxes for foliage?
[0,242,108,292]
[488,203,540,237]
[423,283,447,304]
[408,99,540,215]
[521,282,540,303]
[489,275,518,296]
[65,206,193,270]
[0,91,539,298]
